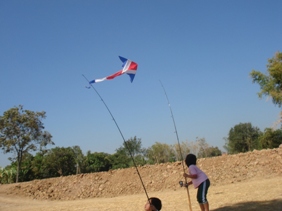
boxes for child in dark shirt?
[144,197,162,211]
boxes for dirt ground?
[1,148,281,210]
[0,176,281,211]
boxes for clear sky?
[1,1,282,167]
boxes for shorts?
[197,179,210,204]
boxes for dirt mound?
[2,147,282,201]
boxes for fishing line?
[159,80,193,211]
[82,74,150,201]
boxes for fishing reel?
[179,181,188,188]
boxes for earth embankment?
[1,147,281,201]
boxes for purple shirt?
[188,165,208,188]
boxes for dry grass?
[1,176,281,211]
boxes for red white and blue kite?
[89,56,138,84]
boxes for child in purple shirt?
[183,154,210,211]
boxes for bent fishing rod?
[82,74,150,201]
[159,80,193,211]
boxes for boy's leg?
[204,202,209,211]
[199,203,205,211]
[199,202,209,211]
[197,179,210,211]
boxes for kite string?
[159,80,193,211]
[82,74,150,201]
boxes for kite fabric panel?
[89,56,138,84]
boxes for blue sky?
[1,1,282,167]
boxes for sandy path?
[0,177,281,211]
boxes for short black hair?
[150,197,162,210]
[185,154,197,167]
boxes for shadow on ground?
[213,199,282,211]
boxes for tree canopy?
[225,123,261,154]
[0,105,54,182]
[146,142,175,164]
[250,51,282,107]
[85,151,111,172]
[44,147,76,177]
[259,128,282,149]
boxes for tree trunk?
[16,150,22,183]
[76,162,80,174]
[16,161,19,183]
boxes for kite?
[83,57,150,201]
[89,56,138,84]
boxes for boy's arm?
[184,181,192,187]
[183,173,198,179]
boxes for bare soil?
[0,147,281,211]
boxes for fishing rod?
[82,74,150,201]
[159,80,193,211]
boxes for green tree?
[0,167,3,183]
[259,128,282,149]
[172,141,190,161]
[84,151,111,172]
[195,138,210,158]
[185,137,209,158]
[0,165,17,184]
[30,150,49,179]
[18,153,35,182]
[109,148,131,169]
[250,51,282,107]
[0,105,54,182]
[72,145,84,174]
[122,137,144,156]
[44,147,76,177]
[123,136,146,166]
[110,136,146,168]
[146,142,175,164]
[199,146,222,157]
[225,123,261,154]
